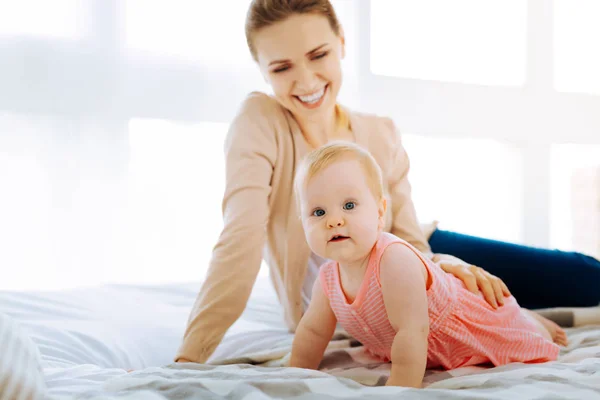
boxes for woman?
[176,0,600,364]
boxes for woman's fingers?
[440,262,512,309]
[499,278,511,297]
[472,267,498,309]
[452,264,479,295]
[484,271,506,306]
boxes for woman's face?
[253,13,345,123]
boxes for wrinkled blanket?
[47,324,600,399]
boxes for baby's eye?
[312,209,326,217]
[343,202,356,210]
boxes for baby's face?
[299,159,385,264]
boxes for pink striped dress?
[319,232,560,369]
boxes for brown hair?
[295,141,384,207]
[245,0,349,131]
[245,0,341,62]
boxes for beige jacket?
[176,92,433,363]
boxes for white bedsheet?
[2,277,600,399]
[0,275,287,397]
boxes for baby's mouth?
[329,235,350,243]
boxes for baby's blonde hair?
[295,141,384,206]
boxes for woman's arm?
[290,279,337,369]
[379,243,430,388]
[175,94,278,364]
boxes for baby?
[290,141,566,388]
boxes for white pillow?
[0,313,45,400]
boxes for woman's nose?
[295,65,319,92]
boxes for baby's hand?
[385,373,423,388]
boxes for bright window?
[554,0,600,95]
[0,0,81,38]
[125,119,271,283]
[125,119,230,284]
[402,134,523,243]
[126,0,253,66]
[0,113,55,290]
[550,143,600,255]
[370,0,527,86]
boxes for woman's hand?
[433,254,511,309]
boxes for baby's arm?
[289,279,337,370]
[380,243,430,388]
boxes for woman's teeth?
[298,87,325,104]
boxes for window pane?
[370,0,527,86]
[126,119,270,284]
[126,0,253,66]
[126,119,227,284]
[554,0,600,95]
[550,144,600,257]
[331,0,357,75]
[403,134,523,243]
[1,116,269,290]
[0,113,56,290]
[0,0,81,38]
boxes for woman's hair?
[295,141,384,204]
[245,0,341,62]
[245,0,349,131]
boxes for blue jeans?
[428,229,600,309]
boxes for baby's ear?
[378,197,387,229]
[379,197,387,216]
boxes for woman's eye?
[313,209,325,217]
[343,202,355,210]
[273,66,290,73]
[313,52,328,60]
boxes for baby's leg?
[523,309,568,346]
[523,309,552,341]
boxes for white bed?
[2,276,600,399]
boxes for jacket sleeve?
[175,94,278,363]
